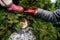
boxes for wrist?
[29,9,36,15]
[36,8,43,14]
[34,8,38,15]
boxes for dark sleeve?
[35,8,60,23]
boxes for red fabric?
[7,3,23,13]
[24,8,36,15]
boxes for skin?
[20,19,28,29]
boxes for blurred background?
[0,0,60,40]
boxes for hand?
[24,8,36,15]
[7,3,24,13]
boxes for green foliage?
[55,0,60,8]
[0,0,60,40]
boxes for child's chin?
[22,26,27,29]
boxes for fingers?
[12,5,24,12]
[6,3,36,14]
[7,3,24,13]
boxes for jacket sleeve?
[35,8,60,23]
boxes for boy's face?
[20,19,28,29]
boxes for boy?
[8,18,36,40]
